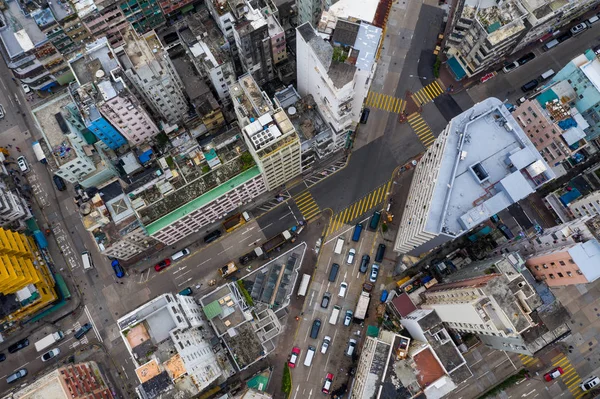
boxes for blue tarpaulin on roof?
[560,188,582,206]
[138,149,153,164]
[447,57,467,81]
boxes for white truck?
[297,274,311,297]
[334,237,344,255]
[32,141,47,164]
[34,331,64,352]
[354,291,371,320]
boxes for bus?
[297,274,311,297]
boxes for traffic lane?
[256,200,302,238]
[467,23,600,105]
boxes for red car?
[480,72,496,83]
[544,367,563,381]
[288,347,301,368]
[154,259,171,272]
[322,373,334,394]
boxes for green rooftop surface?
[203,300,222,320]
[145,166,261,235]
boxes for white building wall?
[150,173,267,244]
[569,192,600,219]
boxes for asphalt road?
[467,22,600,106]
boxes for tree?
[282,364,292,397]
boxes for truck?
[34,331,64,352]
[219,262,238,278]
[297,274,311,297]
[354,291,371,321]
[239,247,264,265]
[262,230,293,253]
[32,141,47,164]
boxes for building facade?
[394,98,555,256]
[234,7,275,85]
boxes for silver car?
[41,347,60,362]
[347,248,356,264]
[321,336,331,354]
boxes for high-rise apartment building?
[231,73,302,190]
[420,253,569,355]
[394,98,555,256]
[79,0,129,49]
[69,38,160,147]
[296,0,322,27]
[119,0,166,34]
[117,29,188,125]
[296,20,381,136]
[234,6,275,85]
[444,0,599,80]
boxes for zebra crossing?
[325,181,391,237]
[552,354,584,399]
[411,80,445,107]
[304,159,347,187]
[407,113,436,147]
[365,91,407,114]
[294,191,321,220]
[518,353,539,367]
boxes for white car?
[321,336,331,354]
[581,376,600,391]
[570,23,587,36]
[41,348,60,362]
[338,282,348,297]
[502,61,520,74]
[21,84,31,94]
[346,248,356,264]
[17,156,28,173]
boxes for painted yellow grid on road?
[518,354,539,367]
[411,81,444,107]
[294,191,320,220]
[365,91,406,114]
[325,181,391,237]
[407,113,436,147]
[553,355,584,399]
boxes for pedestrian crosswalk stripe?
[407,113,436,147]
[518,354,537,366]
[552,355,582,397]
[294,192,321,220]
[412,81,445,107]
[365,91,406,114]
[325,181,391,237]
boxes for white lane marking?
[175,270,192,279]
[199,258,212,266]
[241,227,256,235]
[218,246,233,255]
[240,235,252,243]
[293,385,300,399]
[279,212,293,220]
[262,223,273,230]
[84,305,103,343]
[172,266,187,274]
[122,366,129,379]
[177,277,192,287]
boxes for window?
[542,264,548,269]
[559,261,566,266]
[557,272,564,278]
[576,270,583,275]
[569,259,575,264]
[534,265,540,270]
[567,271,573,277]
[549,274,555,279]
[550,262,555,266]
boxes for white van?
[329,305,341,325]
[81,251,93,270]
[333,237,344,255]
[303,346,316,366]
[544,39,559,50]
[346,339,357,357]
[242,211,251,222]
[588,15,600,26]
[171,248,190,261]
[540,69,555,80]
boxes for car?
[8,338,29,354]
[178,287,192,296]
[321,292,331,309]
[6,369,27,384]
[557,32,572,43]
[74,323,92,339]
[360,108,370,124]
[111,259,125,278]
[0,353,5,362]
[518,96,527,105]
[502,61,520,74]
[570,23,587,36]
[517,52,535,65]
[204,230,222,243]
[53,175,66,191]
[17,156,29,173]
[154,259,171,271]
[362,282,374,292]
[288,347,301,368]
[338,282,348,297]
[582,376,600,391]
[310,319,322,339]
[21,84,31,94]
[322,373,334,394]
[344,310,353,326]
[359,255,370,273]
[0,104,4,119]
[321,336,331,354]
[521,79,539,92]
[41,348,60,362]
[346,248,356,264]
[544,367,563,381]
[369,264,379,283]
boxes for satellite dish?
[288,106,297,115]
[95,70,105,78]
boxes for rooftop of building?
[273,87,332,143]
[0,1,47,60]
[201,284,249,336]
[391,292,418,318]
[242,109,297,153]
[230,73,274,120]
[323,0,380,24]
[132,128,257,234]
[119,29,165,74]
[267,15,283,36]
[424,97,555,238]
[31,93,80,166]
[413,347,446,387]
[176,10,231,70]
[48,0,75,21]
[72,0,98,18]
[31,8,56,30]
[70,37,120,86]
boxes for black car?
[8,338,29,354]
[0,353,6,362]
[359,255,370,273]
[310,319,322,339]
[517,52,535,65]
[321,292,331,309]
[52,175,66,191]
[74,323,92,339]
[204,230,222,243]
[557,32,572,43]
